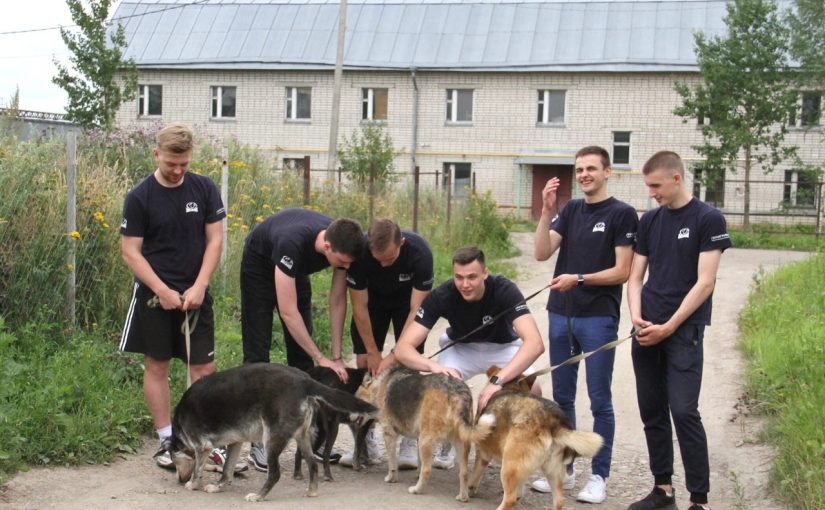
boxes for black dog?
[158,363,377,502]
[294,366,373,481]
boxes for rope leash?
[517,326,645,383]
[146,294,200,388]
[427,283,551,360]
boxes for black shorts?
[349,302,424,355]
[119,282,215,364]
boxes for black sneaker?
[688,505,710,510]
[313,447,342,464]
[628,487,676,510]
[248,442,268,472]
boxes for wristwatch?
[577,274,585,287]
[489,375,502,386]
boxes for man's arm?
[394,321,460,378]
[182,220,223,311]
[476,314,545,412]
[328,268,350,379]
[534,177,562,261]
[121,236,181,310]
[627,252,648,328]
[274,267,347,381]
[349,288,383,374]
[550,244,634,291]
[635,249,723,346]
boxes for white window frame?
[286,86,312,121]
[211,86,236,119]
[446,89,473,124]
[138,84,162,117]
[536,89,566,125]
[361,87,388,122]
[783,169,818,208]
[788,91,822,128]
[612,131,631,166]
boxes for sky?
[0,1,123,114]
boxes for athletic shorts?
[436,332,536,381]
[119,282,215,364]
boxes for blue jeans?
[548,313,617,478]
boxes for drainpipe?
[411,67,419,187]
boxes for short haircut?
[368,219,402,252]
[325,218,366,259]
[642,151,684,176]
[156,123,194,154]
[575,146,611,169]
[452,246,485,267]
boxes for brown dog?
[357,365,495,501]
[468,366,603,510]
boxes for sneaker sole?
[576,494,606,504]
[248,459,268,472]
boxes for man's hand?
[429,363,462,380]
[376,353,397,375]
[365,351,383,376]
[317,356,350,383]
[157,287,183,310]
[542,177,560,212]
[181,283,207,311]
[549,273,578,292]
[634,321,670,347]
[476,383,502,417]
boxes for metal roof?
[112,0,791,72]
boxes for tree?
[674,0,798,229]
[53,0,137,131]
[337,123,397,190]
[788,0,825,87]
[0,87,22,137]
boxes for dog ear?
[486,365,501,378]
[522,373,538,390]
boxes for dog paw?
[456,491,469,502]
[184,481,197,491]
[203,484,222,493]
[384,473,398,483]
[305,490,318,498]
[408,485,422,495]
[293,473,304,480]
[245,493,262,502]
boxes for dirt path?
[1,234,808,510]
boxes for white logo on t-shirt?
[416,308,424,319]
[120,218,127,229]
[678,228,690,239]
[280,256,294,269]
[593,222,606,233]
[398,273,412,282]
[185,202,199,213]
[482,315,493,324]
[346,275,356,285]
[711,233,730,242]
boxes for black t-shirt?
[346,230,435,306]
[414,274,530,344]
[244,208,333,277]
[635,198,732,325]
[120,172,226,292]
[548,197,638,317]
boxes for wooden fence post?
[303,155,311,206]
[413,165,420,233]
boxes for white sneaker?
[397,437,419,470]
[576,474,606,503]
[432,442,455,470]
[340,427,382,467]
[529,471,576,493]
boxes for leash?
[427,284,551,359]
[517,326,644,383]
[147,294,200,388]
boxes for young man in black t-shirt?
[240,208,365,470]
[394,246,545,469]
[119,123,226,470]
[340,219,434,468]
[532,146,638,503]
[627,151,731,510]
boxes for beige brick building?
[114,0,821,223]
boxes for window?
[783,170,818,208]
[789,92,822,127]
[283,158,305,172]
[692,167,725,208]
[362,88,388,121]
[446,89,473,123]
[612,131,631,165]
[443,162,472,200]
[138,84,162,116]
[536,90,565,125]
[211,86,236,119]
[286,87,311,121]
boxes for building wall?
[117,69,823,219]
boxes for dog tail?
[460,413,496,444]
[555,429,603,458]
[310,382,379,424]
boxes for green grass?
[729,223,824,251]
[739,253,825,510]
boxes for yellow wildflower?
[93,211,104,222]
[67,263,75,270]
[69,230,81,240]
[256,215,264,223]
[102,223,110,229]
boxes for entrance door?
[531,165,574,220]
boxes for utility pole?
[327,0,347,174]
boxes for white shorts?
[436,332,535,381]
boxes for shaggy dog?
[293,366,371,481]
[468,366,603,510]
[357,365,495,501]
[157,363,377,502]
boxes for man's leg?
[665,324,709,505]
[352,306,391,368]
[241,250,276,364]
[144,355,172,431]
[549,312,579,429]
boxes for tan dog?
[469,366,603,510]
[357,365,495,501]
